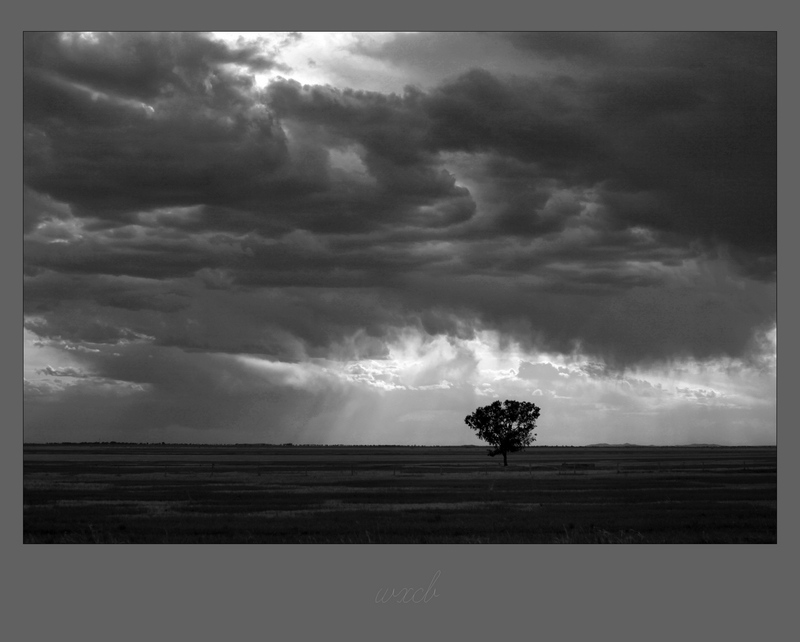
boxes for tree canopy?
[464,399,541,466]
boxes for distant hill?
[585,442,725,448]
[585,443,642,448]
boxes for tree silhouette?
[464,400,541,467]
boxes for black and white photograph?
[23,31,777,544]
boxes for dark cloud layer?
[24,32,776,372]
[24,32,289,221]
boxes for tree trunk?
[502,451,507,467]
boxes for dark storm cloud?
[24,314,152,345]
[23,32,776,369]
[23,187,73,235]
[416,39,776,257]
[394,267,774,367]
[23,32,282,101]
[24,32,289,221]
[421,68,607,176]
[265,80,477,234]
[24,234,224,280]
[23,270,191,315]
[38,366,89,378]
[266,33,775,256]
[505,32,622,62]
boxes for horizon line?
[22,441,777,448]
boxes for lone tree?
[465,399,541,467]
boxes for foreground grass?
[23,444,777,544]
[23,499,776,544]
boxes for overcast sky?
[23,32,776,445]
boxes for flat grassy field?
[23,444,777,544]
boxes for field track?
[24,444,777,544]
